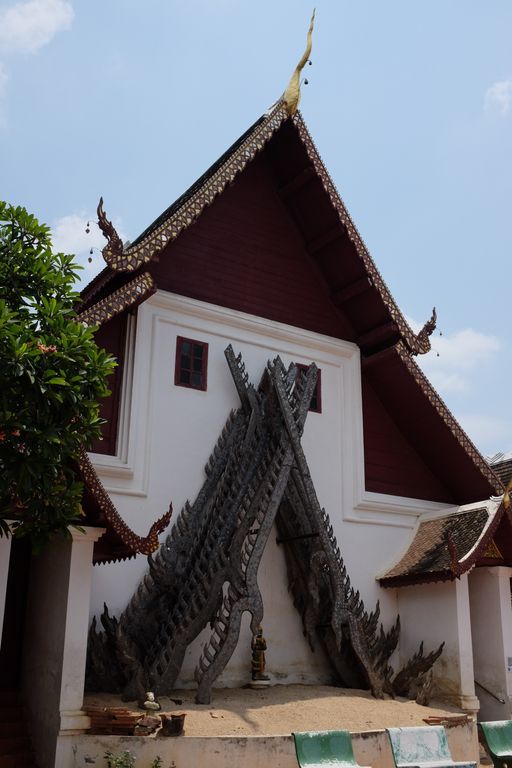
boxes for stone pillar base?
[458,694,480,717]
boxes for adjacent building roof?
[488,451,512,487]
[379,500,512,588]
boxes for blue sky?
[1,0,511,457]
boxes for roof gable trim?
[97,102,288,272]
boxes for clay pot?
[134,714,161,736]
[161,712,186,737]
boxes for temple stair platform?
[64,685,480,768]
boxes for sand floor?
[84,685,465,737]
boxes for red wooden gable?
[149,154,354,341]
[91,312,127,455]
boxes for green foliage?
[104,751,136,768]
[0,201,116,546]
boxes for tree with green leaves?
[0,201,116,546]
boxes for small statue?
[251,626,269,681]
[141,691,161,712]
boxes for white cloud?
[0,0,73,55]
[484,80,512,115]
[407,316,501,393]
[424,370,467,393]
[0,0,73,125]
[52,213,102,254]
[51,212,127,288]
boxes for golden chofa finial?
[283,9,315,116]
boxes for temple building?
[1,39,511,766]
[79,97,511,717]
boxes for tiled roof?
[379,503,502,587]
[488,453,512,487]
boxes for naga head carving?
[412,307,437,355]
[97,196,127,270]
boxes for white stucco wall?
[396,576,478,711]
[89,291,452,690]
[469,566,512,720]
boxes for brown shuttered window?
[175,336,209,391]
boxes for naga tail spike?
[283,9,316,116]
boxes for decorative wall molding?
[350,491,453,529]
[148,290,358,359]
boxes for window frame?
[174,335,209,391]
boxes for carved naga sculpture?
[86,347,444,705]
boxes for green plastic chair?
[292,730,363,768]
[479,720,512,768]
[386,726,476,768]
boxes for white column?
[454,574,479,714]
[0,531,12,646]
[21,525,105,768]
[58,526,106,730]
[469,566,512,720]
